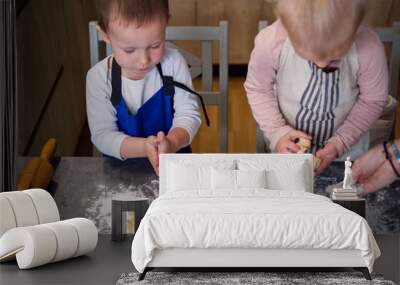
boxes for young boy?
[86,0,203,174]
[245,0,388,174]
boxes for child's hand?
[145,136,160,176]
[352,145,386,183]
[144,132,180,176]
[315,143,338,175]
[156,131,177,154]
[352,143,394,196]
[276,130,312,153]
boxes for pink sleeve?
[244,21,293,150]
[327,26,389,156]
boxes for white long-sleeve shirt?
[86,48,201,160]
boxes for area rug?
[116,271,395,285]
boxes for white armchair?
[0,189,98,269]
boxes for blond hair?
[275,0,367,60]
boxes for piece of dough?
[296,138,311,154]
[313,157,321,169]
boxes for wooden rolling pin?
[17,138,57,191]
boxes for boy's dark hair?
[97,0,170,32]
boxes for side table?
[112,197,150,241]
[332,198,366,218]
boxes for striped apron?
[275,39,369,160]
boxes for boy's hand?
[145,131,181,176]
[276,130,312,153]
[156,131,178,154]
[315,142,338,175]
[145,136,160,176]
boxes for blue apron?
[110,58,210,153]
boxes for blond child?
[245,0,388,174]
[86,0,206,175]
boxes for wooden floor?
[191,77,257,153]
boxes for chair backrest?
[256,21,269,153]
[255,20,400,153]
[88,21,229,153]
